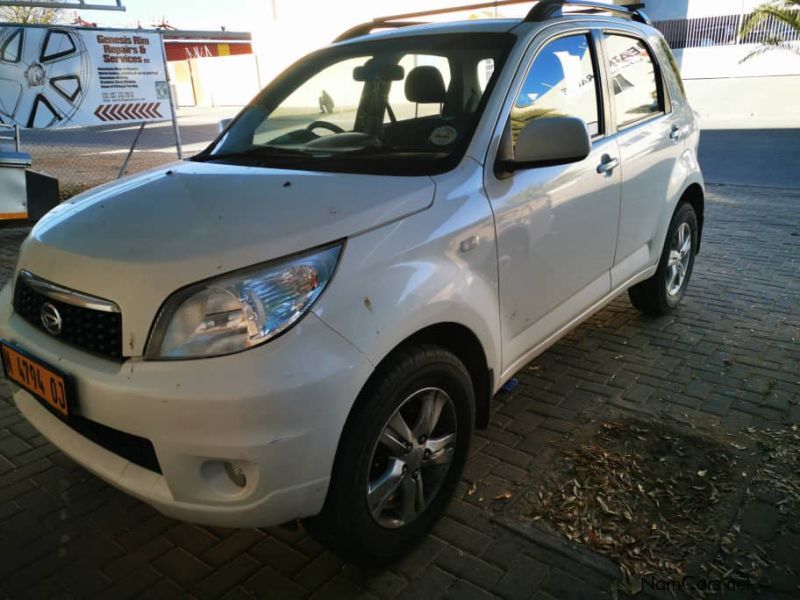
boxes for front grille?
[13,276,123,360]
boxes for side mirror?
[218,118,233,133]
[504,116,591,172]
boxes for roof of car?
[333,1,658,45]
[334,14,653,46]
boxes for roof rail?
[334,0,652,43]
[335,20,426,43]
[525,0,652,25]
[334,0,535,42]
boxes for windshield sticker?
[429,126,458,147]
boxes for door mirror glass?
[512,116,591,168]
[218,118,233,133]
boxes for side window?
[511,34,601,143]
[605,34,663,127]
[658,37,686,99]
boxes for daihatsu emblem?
[40,303,62,336]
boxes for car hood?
[16,161,435,356]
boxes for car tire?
[628,202,698,315]
[304,344,475,564]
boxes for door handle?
[597,155,619,175]
[670,126,684,142]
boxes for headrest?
[405,66,446,104]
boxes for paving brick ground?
[0,183,797,599]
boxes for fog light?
[224,462,247,487]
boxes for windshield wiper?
[195,146,323,164]
[338,146,449,158]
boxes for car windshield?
[197,33,515,175]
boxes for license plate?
[1,342,70,417]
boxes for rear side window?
[659,38,687,99]
[605,34,663,127]
[512,34,601,141]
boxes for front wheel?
[628,202,698,315]
[304,345,474,564]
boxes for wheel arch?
[307,323,491,558]
[346,322,494,436]
[679,183,705,252]
[399,323,494,430]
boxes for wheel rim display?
[0,27,91,128]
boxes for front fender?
[312,162,502,391]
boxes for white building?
[618,0,800,126]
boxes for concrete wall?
[686,76,800,127]
[677,43,800,79]
[168,61,196,108]
[168,55,262,108]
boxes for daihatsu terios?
[0,1,704,562]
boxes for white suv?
[0,1,703,562]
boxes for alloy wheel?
[666,222,692,297]
[367,387,457,529]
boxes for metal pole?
[118,122,146,179]
[159,32,184,160]
[254,54,263,90]
[14,125,19,152]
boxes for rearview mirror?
[509,116,591,170]
[353,64,405,82]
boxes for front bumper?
[0,284,372,527]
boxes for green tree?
[740,0,800,61]
[0,3,63,24]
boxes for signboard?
[0,25,170,129]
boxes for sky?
[74,0,533,32]
[48,0,772,31]
[73,0,254,31]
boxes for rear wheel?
[305,345,474,564]
[628,202,698,315]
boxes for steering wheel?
[306,120,345,135]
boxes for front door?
[485,31,622,374]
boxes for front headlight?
[146,243,342,360]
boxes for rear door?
[602,30,686,287]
